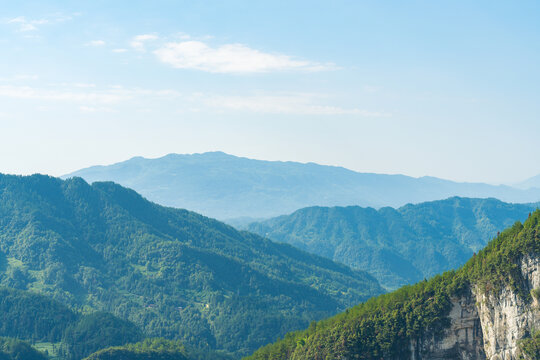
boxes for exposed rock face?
[410,294,485,360]
[473,255,540,360]
[409,255,539,360]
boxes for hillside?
[63,152,540,220]
[84,339,189,360]
[0,174,382,357]
[246,210,540,360]
[0,337,48,360]
[0,287,142,359]
[247,197,537,290]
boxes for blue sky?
[1,1,539,184]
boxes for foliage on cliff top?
[245,211,540,360]
[458,211,540,300]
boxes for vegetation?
[62,313,143,360]
[0,287,142,359]
[245,211,540,360]
[84,338,188,360]
[248,197,537,289]
[0,337,48,360]
[0,174,383,357]
[517,330,540,360]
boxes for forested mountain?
[0,174,382,358]
[0,287,142,359]
[246,211,540,360]
[84,339,189,360]
[247,197,537,290]
[0,337,49,360]
[63,152,540,220]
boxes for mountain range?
[247,211,540,359]
[247,197,538,290]
[63,152,540,220]
[516,173,540,190]
[0,174,382,358]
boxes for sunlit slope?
[248,197,537,289]
[246,211,540,360]
[0,174,383,357]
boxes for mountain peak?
[62,153,540,219]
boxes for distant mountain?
[0,174,382,358]
[246,211,540,360]
[516,173,540,190]
[63,152,540,220]
[247,197,538,290]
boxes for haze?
[1,0,539,184]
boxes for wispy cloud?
[194,93,390,117]
[86,40,106,47]
[154,40,335,73]
[0,81,380,117]
[0,74,39,82]
[0,85,128,103]
[130,34,158,51]
[0,84,181,106]
[112,48,128,53]
[5,14,73,32]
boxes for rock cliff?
[245,215,540,360]
[411,254,539,360]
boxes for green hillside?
[0,174,383,357]
[0,337,49,360]
[245,210,540,359]
[0,287,142,359]
[247,197,537,289]
[84,338,189,360]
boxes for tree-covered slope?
[247,197,537,289]
[0,337,49,360]
[62,152,540,220]
[0,287,142,359]
[0,174,382,357]
[245,210,540,360]
[84,338,189,360]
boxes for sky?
[1,0,539,184]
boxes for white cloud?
[0,74,39,82]
[130,34,158,51]
[86,40,106,47]
[0,84,182,107]
[5,14,73,32]
[112,48,128,53]
[154,40,335,73]
[0,85,128,104]
[195,93,390,117]
[0,80,382,117]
